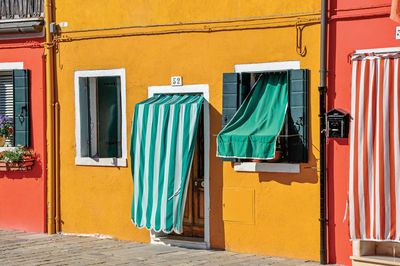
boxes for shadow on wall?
[209,103,225,250]
[257,134,319,185]
[257,161,318,185]
[257,135,319,185]
[258,71,318,185]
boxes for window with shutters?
[0,71,15,146]
[0,67,30,149]
[221,61,308,167]
[74,69,127,167]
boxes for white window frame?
[0,62,24,152]
[0,62,23,70]
[147,84,210,249]
[233,60,301,173]
[74,68,127,167]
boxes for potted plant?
[0,146,34,171]
[0,115,13,147]
[251,137,283,163]
[266,137,283,163]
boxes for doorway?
[168,107,204,241]
[148,84,210,249]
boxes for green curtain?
[217,73,288,159]
[131,94,204,233]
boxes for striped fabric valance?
[131,94,204,234]
[349,53,400,241]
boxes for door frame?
[147,84,210,249]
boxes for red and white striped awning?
[349,50,400,241]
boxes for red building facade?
[327,0,398,264]
[0,4,47,233]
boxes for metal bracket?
[49,22,59,36]
[296,21,307,57]
[18,106,26,123]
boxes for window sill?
[75,157,127,167]
[0,147,17,152]
[233,162,300,173]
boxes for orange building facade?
[48,0,323,261]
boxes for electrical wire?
[60,10,321,34]
[54,17,320,43]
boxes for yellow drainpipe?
[44,0,56,234]
[55,101,60,232]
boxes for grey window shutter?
[287,69,309,163]
[13,69,30,147]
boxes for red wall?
[327,1,397,264]
[0,37,46,232]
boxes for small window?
[0,69,30,148]
[78,76,122,158]
[220,69,309,163]
[74,69,127,167]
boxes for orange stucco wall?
[0,37,47,232]
[54,1,321,261]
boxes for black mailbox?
[326,109,349,138]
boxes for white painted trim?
[234,60,300,73]
[148,84,209,101]
[234,162,300,173]
[354,47,400,55]
[0,62,23,70]
[74,68,127,167]
[75,157,127,167]
[150,237,207,249]
[0,62,24,149]
[148,84,211,249]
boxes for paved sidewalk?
[0,229,323,265]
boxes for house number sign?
[171,76,182,86]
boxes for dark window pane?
[97,77,122,158]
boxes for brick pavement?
[0,229,326,265]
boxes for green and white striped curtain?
[131,94,204,233]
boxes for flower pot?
[0,161,7,171]
[9,158,34,171]
[9,162,19,171]
[21,158,34,171]
[266,150,283,163]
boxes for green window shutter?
[287,69,309,163]
[221,72,251,162]
[222,72,251,129]
[13,69,30,147]
[222,73,240,129]
[78,77,89,157]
